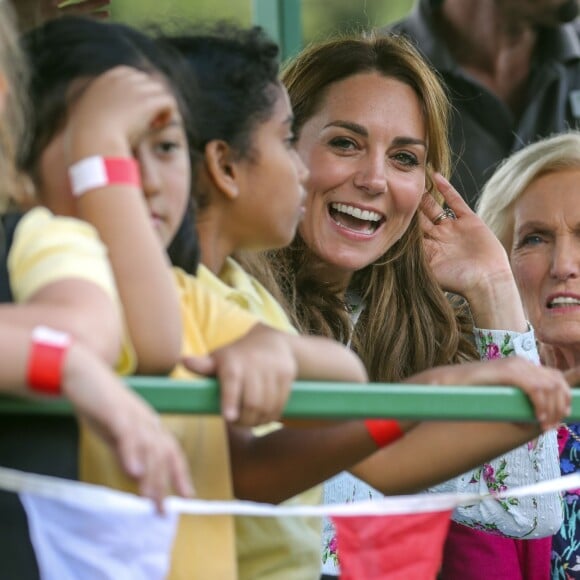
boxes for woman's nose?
[550,238,580,281]
[353,156,387,196]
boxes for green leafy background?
[108,0,414,44]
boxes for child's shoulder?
[222,258,296,334]
[12,207,102,254]
[172,266,260,352]
[8,207,114,303]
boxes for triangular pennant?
[21,490,179,580]
[332,510,453,580]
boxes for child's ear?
[204,140,240,200]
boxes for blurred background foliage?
[110,0,414,44]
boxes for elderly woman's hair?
[0,0,29,211]
[477,131,580,252]
[259,32,476,382]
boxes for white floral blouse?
[320,326,562,577]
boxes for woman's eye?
[520,234,544,247]
[393,151,419,167]
[328,137,357,151]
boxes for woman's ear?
[204,140,240,200]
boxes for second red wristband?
[363,419,404,448]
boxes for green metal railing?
[0,377,579,422]
[252,0,302,61]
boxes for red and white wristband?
[26,326,71,396]
[68,156,141,197]
[363,419,404,448]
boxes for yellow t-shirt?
[82,268,259,580]
[8,207,134,374]
[198,259,323,580]
[9,210,259,578]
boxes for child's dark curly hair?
[167,24,281,170]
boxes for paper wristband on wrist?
[69,156,141,197]
[363,419,404,448]
[26,326,71,396]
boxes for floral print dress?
[430,328,561,539]
[551,423,580,579]
[321,326,562,576]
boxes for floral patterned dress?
[321,326,562,577]
[430,328,561,539]
[551,423,580,579]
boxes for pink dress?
[441,521,550,580]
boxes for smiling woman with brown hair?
[256,32,566,578]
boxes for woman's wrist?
[465,271,528,332]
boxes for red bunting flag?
[2,467,580,580]
[332,510,453,580]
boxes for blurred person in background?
[385,0,580,208]
[10,0,110,32]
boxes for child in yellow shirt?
[22,17,368,579]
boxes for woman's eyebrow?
[323,120,367,136]
[322,121,426,149]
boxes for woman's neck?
[310,258,353,300]
[539,342,580,371]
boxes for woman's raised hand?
[420,173,527,331]
[419,173,512,297]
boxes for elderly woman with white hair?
[478,130,580,578]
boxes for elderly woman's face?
[295,72,427,279]
[510,168,580,347]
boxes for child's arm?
[351,357,568,492]
[283,333,368,382]
[0,279,121,366]
[5,208,123,365]
[183,323,367,426]
[0,322,192,509]
[227,357,568,503]
[62,67,182,374]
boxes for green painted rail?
[0,377,579,422]
[252,0,302,62]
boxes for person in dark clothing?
[384,0,580,208]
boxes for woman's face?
[510,168,580,348]
[295,72,427,281]
[38,98,190,249]
[228,84,308,251]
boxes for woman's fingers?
[419,189,446,223]
[409,358,571,430]
[431,173,471,219]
